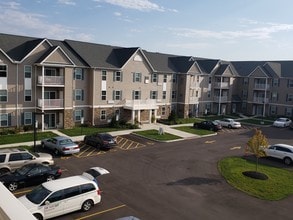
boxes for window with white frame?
[273,78,279,87]
[151,73,157,83]
[24,66,31,78]
[209,77,211,84]
[25,90,32,102]
[45,68,56,76]
[24,112,32,125]
[114,71,122,81]
[243,78,248,85]
[133,73,142,82]
[150,91,157,99]
[0,90,7,102]
[75,89,84,101]
[161,106,166,116]
[287,94,293,102]
[101,91,106,100]
[0,113,8,127]
[163,74,167,83]
[162,91,166,99]
[102,70,107,80]
[272,92,278,102]
[74,109,83,121]
[113,90,122,100]
[100,110,106,120]
[133,91,141,100]
[270,105,277,115]
[172,91,176,99]
[207,91,211,98]
[74,68,83,80]
[195,91,199,97]
[288,79,293,88]
[0,65,7,77]
[285,107,292,117]
[197,75,200,82]
[172,74,177,83]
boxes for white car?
[264,144,293,165]
[216,118,241,129]
[18,167,109,220]
[273,118,292,127]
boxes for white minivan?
[18,167,109,220]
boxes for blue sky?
[1,0,293,61]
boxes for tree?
[246,129,269,172]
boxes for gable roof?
[195,59,220,74]
[169,56,197,73]
[143,51,178,73]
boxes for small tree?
[246,129,269,171]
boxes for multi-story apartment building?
[0,33,292,130]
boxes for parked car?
[0,163,62,192]
[84,133,117,150]
[216,118,241,129]
[18,167,109,220]
[273,117,292,127]
[0,148,54,175]
[193,120,222,131]
[264,143,293,165]
[41,136,80,155]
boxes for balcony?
[38,99,64,109]
[124,99,159,110]
[214,82,229,88]
[253,97,269,104]
[214,96,228,102]
[38,76,64,86]
[189,97,199,104]
[254,84,270,90]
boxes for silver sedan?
[41,136,80,155]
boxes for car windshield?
[60,139,73,145]
[15,165,32,175]
[277,118,286,122]
[26,185,51,204]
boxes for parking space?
[219,124,255,133]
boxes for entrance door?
[45,113,56,129]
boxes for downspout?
[16,63,19,128]
[92,69,95,126]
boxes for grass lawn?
[59,126,132,136]
[0,132,56,145]
[173,126,215,135]
[133,129,181,141]
[218,157,293,200]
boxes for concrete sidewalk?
[0,123,200,148]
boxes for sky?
[1,0,293,61]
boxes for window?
[162,91,166,99]
[0,65,7,77]
[24,66,32,78]
[288,79,293,88]
[75,110,83,121]
[9,153,22,162]
[197,75,200,82]
[151,73,157,83]
[113,90,122,100]
[102,70,107,80]
[133,73,141,82]
[45,68,56,76]
[21,153,33,160]
[0,113,8,127]
[133,91,141,100]
[172,74,177,83]
[209,77,211,84]
[195,91,199,97]
[172,91,176,99]
[101,110,106,120]
[0,154,5,163]
[24,112,32,125]
[150,91,157,99]
[0,90,7,102]
[161,106,166,116]
[270,105,277,115]
[285,107,292,117]
[47,190,64,203]
[273,78,279,87]
[75,89,84,101]
[64,186,80,199]
[101,91,106,100]
[243,78,248,85]
[272,92,278,102]
[287,94,293,102]
[114,71,122,81]
[25,90,32,102]
[163,74,167,83]
[74,68,84,80]
[207,91,211,98]
[81,184,95,193]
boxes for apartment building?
[0,33,292,130]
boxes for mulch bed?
[242,171,268,180]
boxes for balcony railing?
[38,99,64,108]
[214,82,229,88]
[254,84,270,90]
[38,76,64,85]
[253,97,269,103]
[213,96,228,102]
[124,99,159,110]
[189,97,199,104]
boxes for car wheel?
[46,175,55,181]
[284,157,292,165]
[0,168,10,175]
[33,213,43,220]
[8,182,18,191]
[228,125,232,129]
[81,199,93,212]
[41,142,45,148]
[54,149,59,155]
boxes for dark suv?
[83,133,117,150]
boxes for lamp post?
[33,112,44,152]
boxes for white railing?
[38,99,64,108]
[214,96,228,102]
[124,99,158,110]
[214,82,229,88]
[38,76,64,85]
[253,97,269,103]
[254,84,270,90]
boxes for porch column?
[137,110,141,123]
[132,110,136,124]
[149,110,152,124]
[41,66,45,131]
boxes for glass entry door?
[44,113,56,129]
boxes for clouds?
[94,0,164,11]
